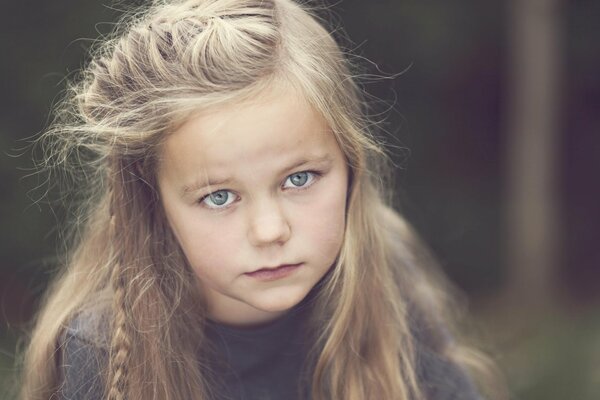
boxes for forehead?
[158,90,338,177]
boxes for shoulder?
[414,341,483,400]
[378,205,483,398]
[410,301,483,400]
[57,307,111,400]
[63,304,112,349]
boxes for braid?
[107,260,131,400]
[106,189,132,400]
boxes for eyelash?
[198,170,323,210]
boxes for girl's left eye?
[283,171,318,189]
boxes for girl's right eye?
[199,190,236,209]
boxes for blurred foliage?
[1,1,599,399]
[1,332,18,400]
[489,306,600,400]
[339,0,507,295]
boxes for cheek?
[295,183,347,250]
[178,229,240,286]
[167,211,243,275]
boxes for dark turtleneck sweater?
[57,295,482,400]
[203,296,314,400]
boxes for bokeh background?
[1,0,598,399]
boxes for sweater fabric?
[57,295,482,400]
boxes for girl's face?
[157,89,349,327]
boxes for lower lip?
[245,263,302,281]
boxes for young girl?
[20,0,501,399]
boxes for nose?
[247,196,291,247]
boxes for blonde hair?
[20,1,503,399]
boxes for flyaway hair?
[20,1,503,399]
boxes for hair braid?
[106,191,132,400]
[19,1,503,399]
[107,263,131,400]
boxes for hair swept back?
[19,1,503,399]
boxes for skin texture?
[157,88,349,327]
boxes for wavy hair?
[20,1,502,399]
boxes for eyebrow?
[181,154,334,196]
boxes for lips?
[250,263,300,273]
[244,263,303,281]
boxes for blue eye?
[201,190,235,209]
[284,171,317,188]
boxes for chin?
[251,286,308,314]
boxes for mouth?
[244,263,303,281]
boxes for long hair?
[20,1,502,399]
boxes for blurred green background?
[1,0,599,399]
